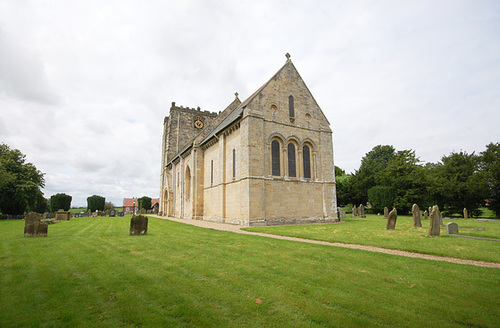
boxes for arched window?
[271,140,280,176]
[185,166,191,200]
[303,145,311,179]
[288,143,296,178]
[288,96,294,118]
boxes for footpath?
[150,215,500,269]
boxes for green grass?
[243,215,500,263]
[1,217,499,327]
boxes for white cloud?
[0,0,499,204]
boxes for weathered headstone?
[118,212,124,217]
[24,213,48,237]
[359,204,366,218]
[92,212,98,218]
[340,210,346,218]
[423,210,428,220]
[352,205,357,218]
[54,209,70,221]
[386,208,397,230]
[109,209,116,217]
[428,205,441,236]
[428,207,432,217]
[100,211,106,217]
[446,222,459,235]
[412,204,422,228]
[384,207,389,218]
[463,208,468,219]
[130,215,148,235]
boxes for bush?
[87,195,105,212]
[49,193,72,212]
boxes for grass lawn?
[1,217,499,327]
[244,215,500,263]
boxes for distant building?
[159,54,337,226]
[123,197,159,214]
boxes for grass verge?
[0,216,499,327]
[243,215,500,263]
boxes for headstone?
[446,222,459,235]
[24,213,48,237]
[100,211,106,217]
[351,205,357,218]
[109,209,116,217]
[359,204,366,218]
[428,205,441,236]
[463,208,468,219]
[412,204,422,228]
[118,212,124,217]
[340,210,346,218]
[384,207,389,218]
[54,209,70,221]
[386,208,397,230]
[428,207,432,217]
[92,212,98,218]
[423,210,428,220]
[130,215,148,235]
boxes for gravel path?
[151,215,500,269]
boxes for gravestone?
[54,209,70,221]
[130,215,148,235]
[24,213,48,237]
[423,210,428,220]
[412,204,422,228]
[100,211,106,217]
[92,211,98,218]
[386,208,397,230]
[428,207,432,217]
[446,222,459,235]
[463,208,468,219]
[384,207,389,218]
[340,210,346,218]
[428,205,441,236]
[352,205,357,218]
[359,204,366,218]
[118,212,124,217]
[109,209,116,217]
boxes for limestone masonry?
[159,54,338,226]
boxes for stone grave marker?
[100,211,106,217]
[428,205,441,236]
[446,222,459,235]
[352,205,357,218]
[24,213,48,237]
[423,210,428,220]
[386,208,397,230]
[130,215,148,235]
[384,207,389,218]
[54,209,70,221]
[359,204,366,218]
[412,204,422,228]
[340,210,346,218]
[463,208,468,219]
[109,209,116,217]
[118,212,124,217]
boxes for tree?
[367,186,396,213]
[353,145,396,204]
[0,144,45,214]
[27,190,48,213]
[429,151,487,216]
[138,196,152,211]
[49,193,72,212]
[480,142,500,216]
[104,202,115,211]
[336,174,355,206]
[334,166,345,177]
[87,195,105,212]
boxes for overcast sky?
[1,1,499,207]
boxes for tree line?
[0,143,153,215]
[336,142,500,217]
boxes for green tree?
[138,196,152,211]
[334,166,345,177]
[0,144,45,215]
[352,145,396,205]
[367,186,396,213]
[87,195,105,212]
[480,142,500,217]
[28,190,48,213]
[429,151,487,216]
[336,174,355,206]
[49,193,72,212]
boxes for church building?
[159,54,338,226]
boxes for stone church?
[159,54,338,226]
